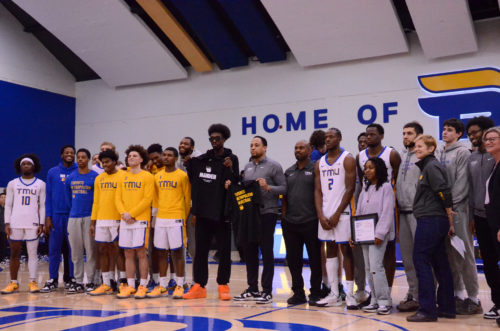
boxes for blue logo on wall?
[418,67,500,135]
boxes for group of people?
[0,118,499,325]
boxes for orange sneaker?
[134,285,148,299]
[117,285,136,299]
[28,281,40,293]
[218,284,231,301]
[182,283,206,299]
[1,281,19,294]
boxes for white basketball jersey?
[9,177,44,228]
[358,146,393,184]
[319,149,351,218]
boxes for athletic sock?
[11,279,18,284]
[120,271,127,280]
[169,273,175,281]
[346,280,354,295]
[127,278,135,288]
[26,240,38,281]
[102,272,111,286]
[153,273,160,284]
[94,269,101,284]
[455,289,466,300]
[326,257,339,296]
[469,296,479,304]
[159,277,168,288]
[175,276,184,286]
[140,279,148,287]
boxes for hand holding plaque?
[350,213,378,245]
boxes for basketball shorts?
[318,214,351,244]
[9,228,38,241]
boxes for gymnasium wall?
[75,18,500,167]
[0,5,76,186]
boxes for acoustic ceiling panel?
[261,0,408,67]
[406,0,477,59]
[165,0,248,70]
[13,0,187,87]
[217,0,287,63]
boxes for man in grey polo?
[395,122,423,312]
[282,140,322,305]
[233,135,286,304]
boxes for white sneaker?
[346,293,358,310]
[316,292,342,307]
[355,290,369,303]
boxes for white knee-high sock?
[326,257,339,296]
[26,240,38,281]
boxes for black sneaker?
[308,295,321,306]
[484,305,500,319]
[358,293,371,308]
[455,297,465,314]
[64,278,76,290]
[287,292,307,305]
[233,288,260,301]
[85,283,96,293]
[338,283,346,301]
[40,279,58,293]
[256,292,273,304]
[457,298,483,315]
[67,283,84,294]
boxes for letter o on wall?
[357,105,377,125]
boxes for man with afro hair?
[183,123,239,300]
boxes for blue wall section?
[0,80,75,187]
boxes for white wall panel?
[406,0,477,59]
[261,0,408,66]
[13,0,187,87]
[0,5,74,96]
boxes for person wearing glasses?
[183,124,239,301]
[483,126,500,327]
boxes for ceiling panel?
[406,0,478,59]
[13,0,187,87]
[260,0,408,67]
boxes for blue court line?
[0,316,60,330]
[331,318,363,330]
[288,307,409,331]
[240,304,302,320]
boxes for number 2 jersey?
[4,177,46,229]
[319,149,352,218]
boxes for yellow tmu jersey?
[115,170,155,223]
[154,168,191,220]
[91,170,125,222]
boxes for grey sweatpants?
[363,237,391,306]
[67,217,97,284]
[399,213,418,299]
[445,202,479,298]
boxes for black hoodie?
[186,148,239,221]
[413,154,453,219]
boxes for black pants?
[244,213,277,293]
[282,219,322,297]
[0,231,7,261]
[193,218,231,287]
[414,216,455,318]
[475,216,500,306]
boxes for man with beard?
[282,140,322,305]
[41,145,77,292]
[357,123,401,308]
[395,122,423,312]
[177,137,201,282]
[183,124,239,300]
[466,116,499,319]
[315,128,357,308]
[232,136,286,304]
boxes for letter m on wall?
[286,111,306,131]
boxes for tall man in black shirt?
[282,140,322,305]
[183,124,239,301]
